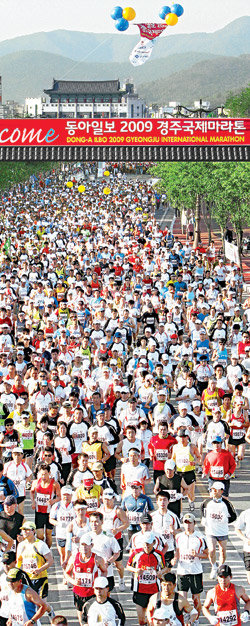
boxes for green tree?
[0,162,60,190]
[150,162,250,268]
[225,85,250,117]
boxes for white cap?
[12,447,23,454]
[234,397,244,405]
[103,488,116,499]
[88,425,99,435]
[61,486,73,495]
[80,534,93,545]
[94,576,109,589]
[143,531,156,544]
[179,402,188,410]
[164,460,176,470]
[211,482,225,490]
[157,389,167,396]
[192,400,201,408]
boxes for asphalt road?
[23,449,250,626]
[23,193,250,625]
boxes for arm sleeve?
[223,498,237,524]
[147,496,155,512]
[7,478,19,499]
[110,599,126,626]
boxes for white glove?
[241,612,249,623]
[209,617,219,625]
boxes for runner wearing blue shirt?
[122,482,154,539]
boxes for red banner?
[0,118,249,147]
[134,23,167,40]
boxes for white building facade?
[25,79,146,119]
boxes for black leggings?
[61,462,71,483]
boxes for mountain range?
[0,16,249,106]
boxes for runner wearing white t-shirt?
[152,491,180,570]
[172,513,208,620]
[235,507,250,584]
[4,448,32,515]
[201,482,237,580]
[89,511,120,591]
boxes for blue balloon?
[159,5,171,19]
[115,17,129,31]
[111,6,123,20]
[171,4,184,17]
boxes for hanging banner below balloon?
[134,23,167,40]
[129,38,155,66]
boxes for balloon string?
[58,35,113,80]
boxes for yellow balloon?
[66,181,73,188]
[122,6,136,21]
[103,187,111,195]
[165,13,178,25]
[104,170,110,177]
[78,185,85,193]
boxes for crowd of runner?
[0,163,249,626]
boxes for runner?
[147,572,198,626]
[100,487,129,590]
[203,564,250,625]
[16,520,53,598]
[82,576,125,626]
[127,531,167,626]
[201,481,237,579]
[49,486,75,584]
[5,567,51,626]
[171,513,208,620]
[64,533,106,625]
[30,463,61,547]
[172,429,201,512]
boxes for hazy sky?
[0,0,249,41]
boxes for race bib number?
[75,572,93,587]
[128,511,141,524]
[10,612,24,625]
[168,490,177,502]
[177,456,189,467]
[22,557,37,571]
[232,430,245,439]
[139,568,156,585]
[36,493,50,507]
[180,552,195,561]
[211,466,224,478]
[87,498,98,510]
[156,450,169,461]
[218,610,238,625]
[88,452,97,462]
[162,529,171,541]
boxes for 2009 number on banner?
[120,121,153,132]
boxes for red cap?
[170,334,178,339]
[131,481,142,488]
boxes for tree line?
[150,162,250,269]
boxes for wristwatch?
[30,620,36,624]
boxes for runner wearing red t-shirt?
[127,531,167,626]
[148,422,177,483]
[203,436,236,497]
